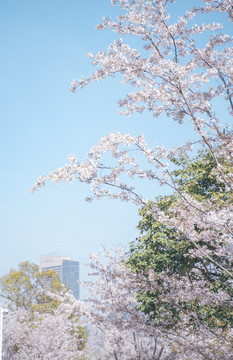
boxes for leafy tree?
[127,150,233,330]
[0,261,64,313]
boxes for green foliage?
[75,325,88,351]
[171,150,233,204]
[68,313,88,351]
[127,151,233,330]
[0,261,64,313]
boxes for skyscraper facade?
[40,255,80,299]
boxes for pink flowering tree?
[2,292,86,360]
[83,249,168,360]
[31,0,233,358]
[79,249,233,360]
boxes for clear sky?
[1,0,230,298]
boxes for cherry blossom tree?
[80,249,233,360]
[1,264,87,360]
[31,0,233,358]
[2,292,87,360]
[83,249,168,360]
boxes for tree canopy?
[0,261,64,313]
[127,150,233,330]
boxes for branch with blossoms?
[32,0,233,210]
[31,130,233,279]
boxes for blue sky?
[1,0,230,298]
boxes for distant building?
[40,255,80,299]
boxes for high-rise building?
[40,255,80,299]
